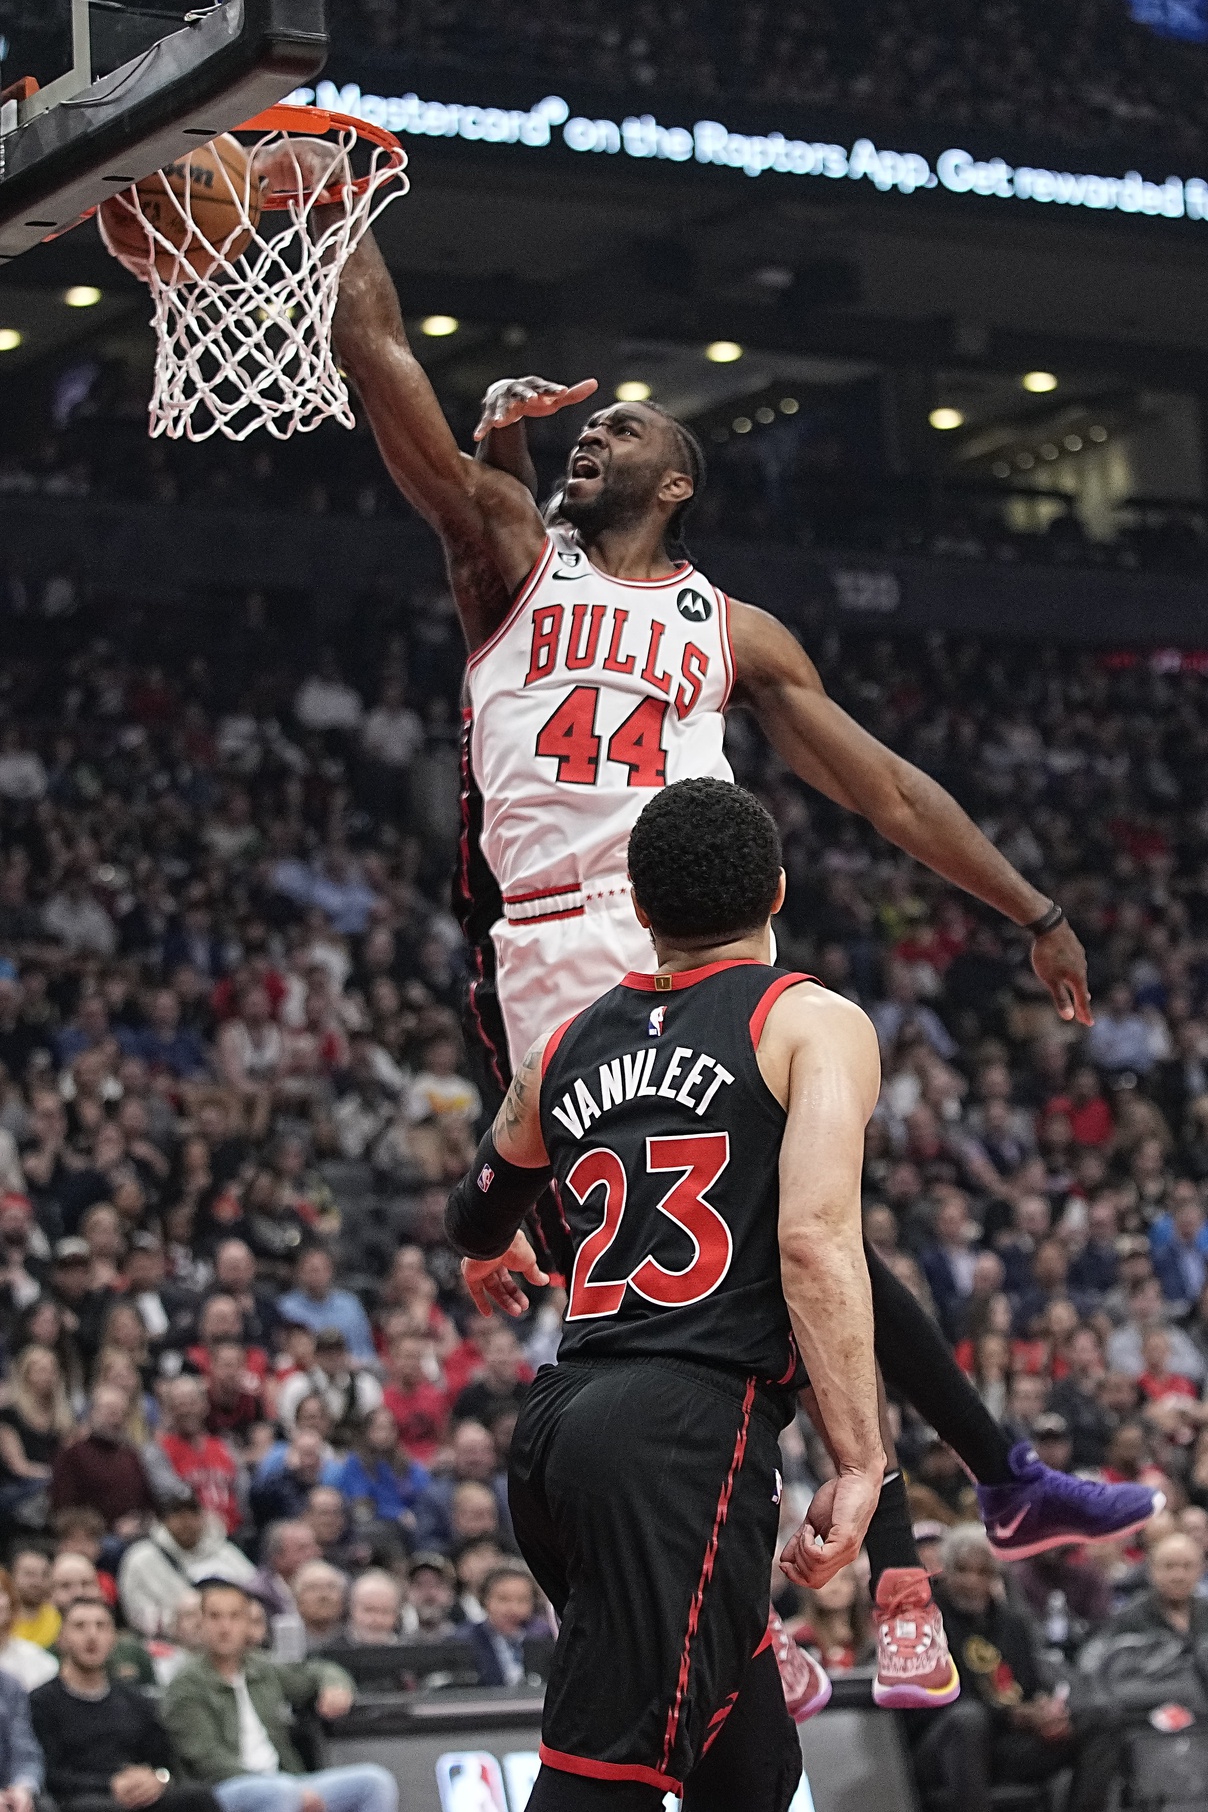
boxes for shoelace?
[880,1619,934,1648]
[877,1587,934,1625]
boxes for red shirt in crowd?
[1137,1370,1198,1403]
[1102,1461,1168,1490]
[383,1380,450,1465]
[158,1430,240,1534]
[210,969,288,1022]
[442,1339,485,1399]
[1044,1093,1114,1148]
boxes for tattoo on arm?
[494,1038,543,1145]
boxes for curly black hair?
[628,778,782,943]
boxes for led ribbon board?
[285,79,1208,225]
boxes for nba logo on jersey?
[476,1163,495,1192]
[435,1753,507,1810]
[648,1005,667,1037]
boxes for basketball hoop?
[98,105,408,442]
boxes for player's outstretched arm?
[729,601,1092,1025]
[331,233,547,636]
[760,983,884,1586]
[445,1034,552,1318]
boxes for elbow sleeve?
[445,1131,552,1261]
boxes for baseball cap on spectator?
[194,1576,252,1597]
[1033,1414,1070,1441]
[409,1552,455,1583]
[160,1488,202,1512]
[129,1230,162,1253]
[316,1329,347,1351]
[1116,1235,1150,1260]
[54,1237,91,1264]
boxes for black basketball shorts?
[508,1354,796,1798]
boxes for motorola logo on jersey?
[676,587,712,622]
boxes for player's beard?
[559,463,657,541]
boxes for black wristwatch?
[1024,902,1065,937]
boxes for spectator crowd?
[0,595,1204,1808]
[337,0,1208,156]
[9,0,1208,156]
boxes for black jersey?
[538,958,813,1389]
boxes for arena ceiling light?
[779,397,799,414]
[0,329,22,352]
[63,286,102,308]
[1022,370,1058,393]
[421,315,459,337]
[929,407,964,430]
[615,380,652,401]
[705,340,743,363]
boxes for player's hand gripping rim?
[462,1230,549,1318]
[473,376,599,440]
[779,1467,883,1589]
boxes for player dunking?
[325,224,1161,1693]
[446,779,885,1812]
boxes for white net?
[98,117,408,442]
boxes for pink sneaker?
[873,1568,961,1709]
[768,1607,832,1723]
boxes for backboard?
[0,0,328,262]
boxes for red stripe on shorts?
[660,1375,757,1775]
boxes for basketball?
[97,134,261,283]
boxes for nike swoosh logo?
[991,1506,1030,1541]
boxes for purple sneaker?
[978,1443,1164,1560]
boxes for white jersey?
[466,528,734,924]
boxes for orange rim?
[236,103,406,207]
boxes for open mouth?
[570,451,602,479]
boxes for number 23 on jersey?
[565,1132,732,1319]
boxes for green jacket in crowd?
[162,1651,354,1783]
